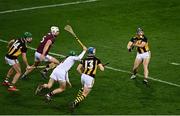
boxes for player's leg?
[21,52,41,79]
[3,57,15,86]
[71,74,94,109]
[8,62,21,91]
[52,81,66,94]
[70,86,91,112]
[11,63,21,84]
[40,55,59,79]
[21,61,40,79]
[73,87,92,106]
[76,88,83,97]
[2,67,14,86]
[43,78,55,89]
[28,61,40,74]
[45,81,66,101]
[142,53,151,84]
[40,63,57,79]
[35,78,54,95]
[44,70,66,101]
[49,56,59,64]
[21,52,42,79]
[7,67,14,77]
[131,57,142,79]
[76,86,91,102]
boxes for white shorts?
[34,52,52,62]
[81,74,95,88]
[136,51,151,60]
[5,57,19,66]
[50,68,69,82]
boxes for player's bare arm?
[127,41,134,52]
[127,41,133,49]
[78,47,87,60]
[22,53,30,69]
[40,40,52,60]
[83,46,87,51]
[77,64,83,74]
[98,64,104,71]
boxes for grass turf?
[0,0,180,114]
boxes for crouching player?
[35,46,87,101]
[2,32,33,91]
[69,47,104,111]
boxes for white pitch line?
[0,0,99,14]
[0,39,66,58]
[106,66,180,87]
[171,62,180,66]
[0,39,180,88]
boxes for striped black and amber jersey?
[81,56,101,78]
[130,35,150,54]
[6,39,27,59]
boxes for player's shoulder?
[94,56,100,60]
[45,32,52,37]
[90,56,101,61]
[19,38,26,44]
[133,35,139,39]
[130,36,137,41]
[44,33,55,41]
[16,38,21,41]
[69,56,77,60]
[142,35,148,41]
[131,35,137,38]
[82,56,91,61]
[143,35,148,39]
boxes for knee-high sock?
[76,88,83,98]
[74,94,86,105]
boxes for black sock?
[46,64,50,68]
[48,91,54,97]
[133,69,137,75]
[43,69,48,73]
[44,64,50,72]
[5,78,9,81]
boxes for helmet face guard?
[136,28,144,36]
[26,38,32,43]
[23,32,32,38]
[51,26,59,35]
[69,50,76,56]
[88,47,96,55]
[23,32,32,43]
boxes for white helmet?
[51,26,59,34]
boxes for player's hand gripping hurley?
[64,25,85,48]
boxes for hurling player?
[35,46,87,101]
[127,28,151,84]
[69,47,104,111]
[21,26,60,79]
[2,32,32,91]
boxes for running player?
[69,47,104,111]
[21,26,60,79]
[2,32,33,91]
[127,28,151,84]
[35,46,87,101]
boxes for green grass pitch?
[0,0,180,114]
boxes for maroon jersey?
[36,33,56,55]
